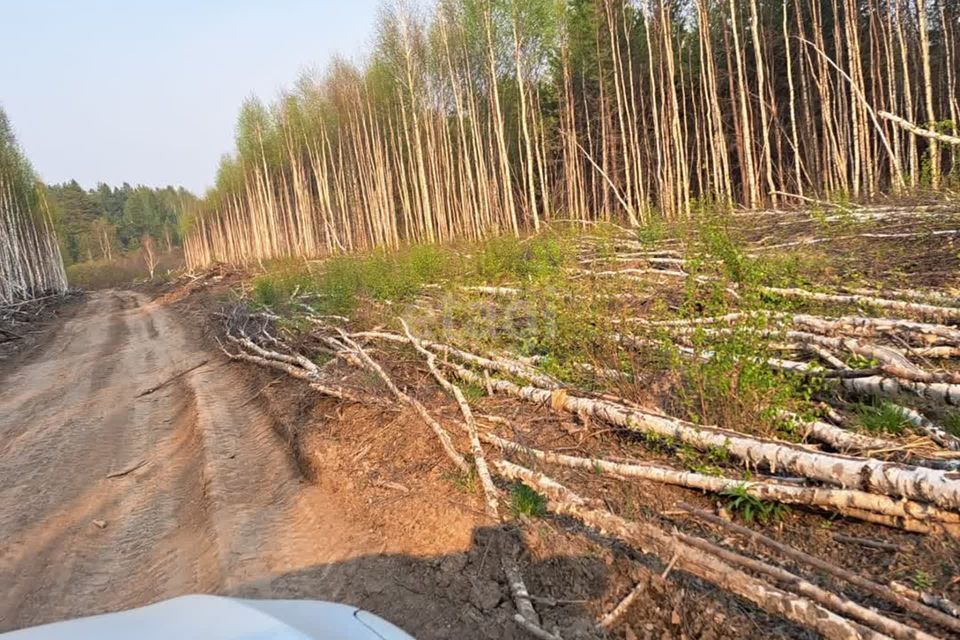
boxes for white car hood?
[2,595,414,640]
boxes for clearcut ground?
[0,290,383,631]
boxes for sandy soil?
[0,291,386,632]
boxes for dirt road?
[0,291,378,631]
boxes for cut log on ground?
[348,330,562,390]
[481,432,958,533]
[450,363,960,511]
[494,460,890,640]
[787,313,960,346]
[679,504,960,636]
[760,287,960,324]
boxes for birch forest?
[0,107,67,305]
[5,3,960,637]
[185,0,960,268]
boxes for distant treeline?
[47,181,197,266]
[185,0,960,269]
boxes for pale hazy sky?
[0,0,381,194]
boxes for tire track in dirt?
[0,290,375,632]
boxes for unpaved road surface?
[0,291,377,631]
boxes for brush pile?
[0,291,81,353]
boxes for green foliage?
[750,252,825,289]
[696,216,754,285]
[254,243,458,315]
[46,181,195,266]
[469,233,572,285]
[641,432,679,455]
[692,214,824,290]
[855,401,909,435]
[364,245,453,300]
[456,232,611,383]
[931,119,956,135]
[662,219,829,435]
[847,354,879,370]
[518,299,606,373]
[943,412,960,438]
[722,484,788,524]
[675,317,813,436]
[249,227,578,326]
[460,381,487,402]
[510,483,548,518]
[707,443,731,465]
[688,462,725,477]
[911,569,932,591]
[254,232,592,377]
[634,217,667,244]
[251,262,317,308]
[678,441,732,475]
[446,467,479,494]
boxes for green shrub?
[446,467,478,494]
[253,244,457,315]
[469,233,572,284]
[911,569,932,590]
[696,215,754,285]
[634,217,667,244]
[673,316,813,436]
[250,262,317,308]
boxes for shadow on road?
[228,525,609,640]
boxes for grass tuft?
[446,467,478,494]
[911,569,932,591]
[252,244,457,315]
[722,484,788,524]
[943,412,960,438]
[510,483,548,518]
[855,401,909,435]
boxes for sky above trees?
[0,0,380,194]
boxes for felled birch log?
[494,460,889,640]
[761,287,960,324]
[482,432,958,533]
[680,504,959,638]
[451,364,960,511]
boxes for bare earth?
[0,291,378,632]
